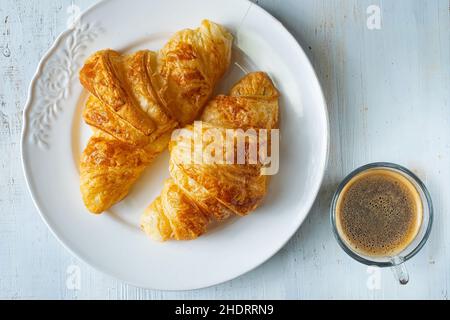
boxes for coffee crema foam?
[336,169,423,257]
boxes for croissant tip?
[87,208,105,215]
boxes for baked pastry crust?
[141,72,279,240]
[79,20,232,213]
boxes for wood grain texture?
[0,0,449,299]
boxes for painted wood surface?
[0,0,449,299]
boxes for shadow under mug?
[330,162,433,285]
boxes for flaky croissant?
[79,20,233,213]
[141,72,279,241]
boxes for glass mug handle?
[390,256,409,285]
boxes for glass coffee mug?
[330,162,433,285]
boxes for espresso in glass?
[335,169,423,257]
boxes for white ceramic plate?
[21,0,328,290]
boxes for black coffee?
[336,169,423,257]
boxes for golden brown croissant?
[141,72,279,241]
[79,20,233,213]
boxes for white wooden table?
[1,0,449,299]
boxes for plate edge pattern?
[27,22,101,149]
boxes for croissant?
[141,72,279,241]
[79,20,233,213]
